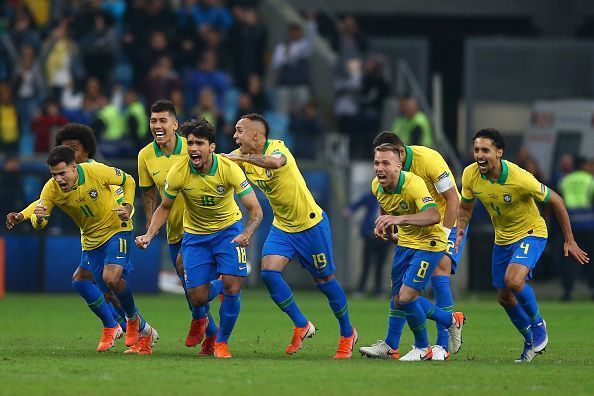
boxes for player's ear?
[210,142,216,153]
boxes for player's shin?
[72,280,118,328]
[399,299,430,349]
[261,270,308,327]
[386,299,406,350]
[317,278,353,337]
[217,292,241,343]
[431,276,453,350]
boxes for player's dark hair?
[474,128,506,151]
[374,143,401,160]
[240,113,270,139]
[55,123,97,159]
[180,116,216,144]
[150,99,177,118]
[47,145,76,166]
[372,131,403,149]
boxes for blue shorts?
[444,224,469,273]
[262,212,336,278]
[491,236,547,289]
[168,240,182,271]
[79,231,134,293]
[391,246,445,295]
[181,221,247,289]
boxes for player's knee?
[504,276,524,294]
[104,292,120,307]
[497,290,515,306]
[190,294,208,307]
[102,273,120,290]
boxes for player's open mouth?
[377,174,388,184]
[154,131,165,139]
[190,153,201,163]
[477,159,488,172]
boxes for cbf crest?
[88,188,99,200]
[216,184,226,194]
[265,169,273,178]
[503,193,512,203]
[400,201,409,210]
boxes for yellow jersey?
[372,170,446,252]
[164,154,253,234]
[20,159,125,220]
[232,139,323,232]
[402,145,460,224]
[138,135,187,244]
[33,161,136,250]
[460,160,550,245]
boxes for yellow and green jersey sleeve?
[239,139,323,232]
[138,136,187,244]
[372,171,446,252]
[403,145,460,225]
[460,160,549,245]
[165,154,250,234]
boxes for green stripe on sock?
[529,311,540,322]
[441,305,454,312]
[411,323,427,332]
[277,295,294,310]
[334,304,348,318]
[87,295,105,309]
[520,326,531,335]
[116,315,125,324]
[389,309,405,318]
[426,306,435,318]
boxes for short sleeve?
[412,176,437,212]
[163,173,180,200]
[138,153,154,190]
[460,166,475,203]
[93,162,127,187]
[227,161,253,198]
[523,170,551,203]
[427,156,455,194]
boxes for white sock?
[140,323,152,337]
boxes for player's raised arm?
[6,199,37,229]
[222,151,287,169]
[546,189,589,264]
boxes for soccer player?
[6,124,129,340]
[23,145,157,353]
[361,131,464,360]
[363,143,465,361]
[138,100,222,354]
[135,116,263,359]
[223,113,358,359]
[456,128,589,362]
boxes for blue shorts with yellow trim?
[79,231,134,293]
[391,246,444,295]
[492,236,547,289]
[444,224,469,273]
[168,241,182,269]
[181,221,247,289]
[262,212,336,278]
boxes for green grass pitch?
[0,290,593,395]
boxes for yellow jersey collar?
[189,153,218,176]
[153,134,183,157]
[402,145,413,171]
[378,171,406,194]
[481,159,509,184]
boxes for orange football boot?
[285,321,316,354]
[214,341,232,358]
[125,316,140,347]
[124,328,159,355]
[334,327,358,359]
[199,334,217,356]
[186,317,208,347]
[96,325,123,352]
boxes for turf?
[0,290,593,395]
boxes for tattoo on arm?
[243,213,262,238]
[141,188,157,225]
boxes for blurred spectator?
[333,58,362,143]
[144,55,182,107]
[185,50,230,111]
[93,95,129,158]
[191,0,233,33]
[271,15,317,114]
[0,82,20,154]
[7,5,41,52]
[11,44,45,139]
[170,88,188,123]
[558,157,594,301]
[31,98,68,153]
[122,88,148,150]
[0,155,25,212]
[332,15,367,67]
[40,20,84,99]
[391,94,434,147]
[523,157,543,181]
[358,56,389,143]
[344,191,389,297]
[228,6,267,90]
[201,26,229,70]
[551,153,575,190]
[78,11,118,84]
[82,76,105,114]
[234,92,256,120]
[191,87,224,130]
[71,0,115,39]
[246,74,269,114]
[176,0,205,70]
[289,102,322,160]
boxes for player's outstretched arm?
[455,200,474,253]
[440,186,460,232]
[376,205,441,230]
[31,199,51,230]
[221,153,287,169]
[547,190,589,264]
[135,195,174,249]
[232,190,263,247]
[6,212,24,229]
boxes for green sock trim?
[426,306,435,318]
[277,295,294,310]
[529,311,540,322]
[334,304,348,318]
[520,326,531,335]
[115,315,125,324]
[389,309,405,318]
[441,305,454,312]
[87,295,105,309]
[411,322,427,332]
